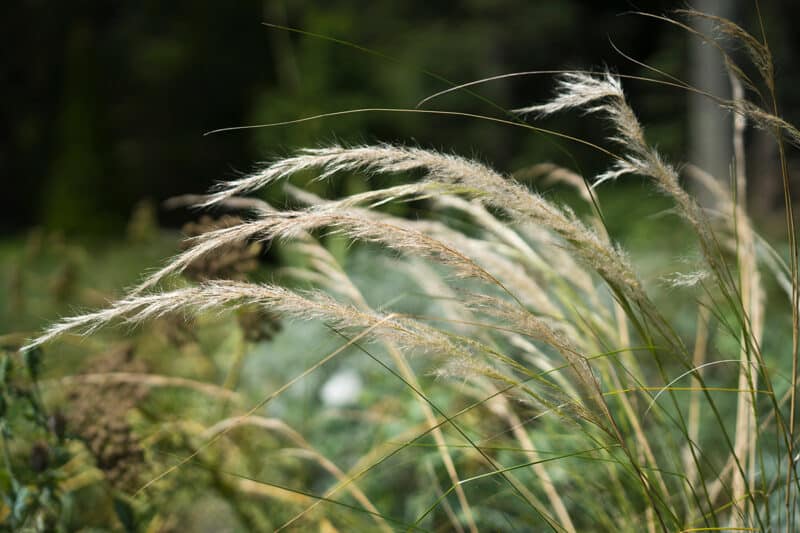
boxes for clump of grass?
[20,9,800,532]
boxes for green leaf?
[22,347,42,381]
[12,485,30,521]
[0,355,10,385]
[113,496,137,533]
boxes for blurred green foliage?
[5,1,799,235]
[0,0,703,235]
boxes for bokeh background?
[4,0,799,237]
[3,2,800,530]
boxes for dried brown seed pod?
[65,344,149,490]
[236,305,282,343]
[30,441,50,473]
[181,215,262,282]
[48,410,67,440]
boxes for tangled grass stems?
[270,225,484,532]
[272,333,636,532]
[512,35,798,523]
[201,416,392,533]
[22,8,800,532]
[150,447,425,531]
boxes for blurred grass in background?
[0,0,707,235]
[2,1,800,530]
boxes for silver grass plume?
[516,71,716,267]
[287,186,563,316]
[192,143,646,305]
[23,280,461,359]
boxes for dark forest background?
[3,1,799,236]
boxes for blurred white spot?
[320,369,363,407]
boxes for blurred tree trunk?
[688,0,736,205]
[264,0,300,91]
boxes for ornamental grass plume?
[23,9,800,532]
